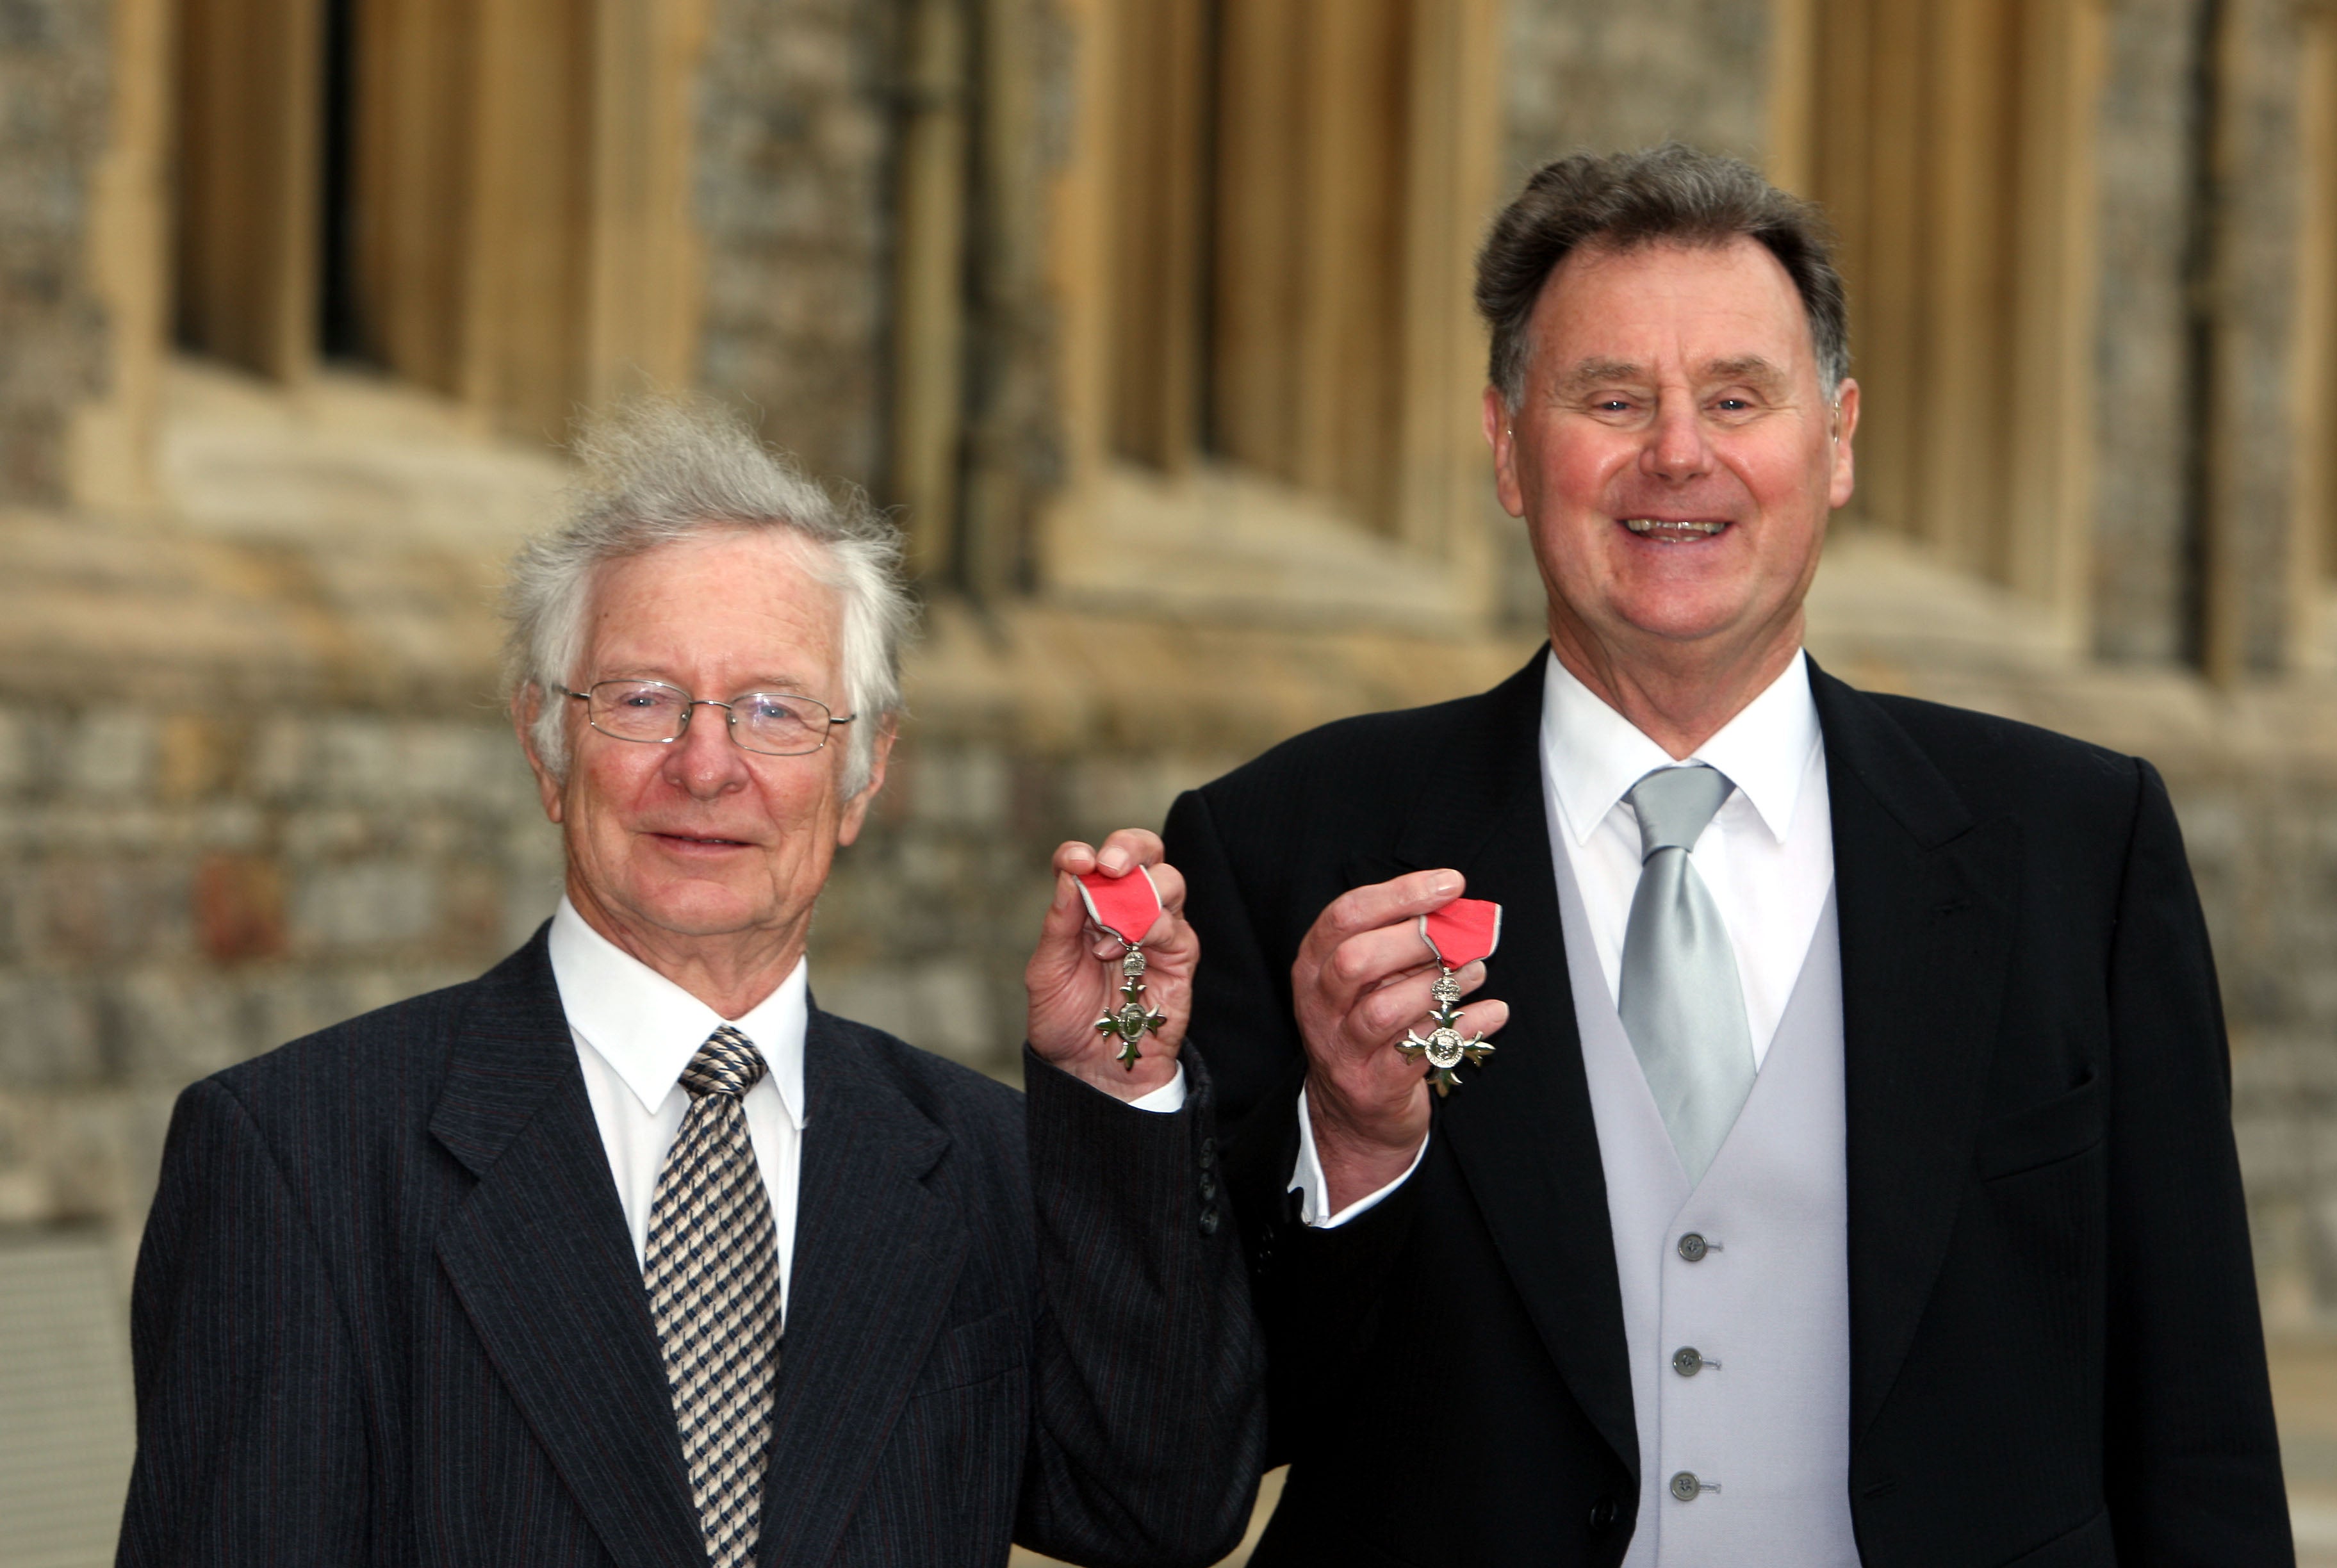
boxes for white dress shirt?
[550,897,810,1311]
[1293,649,1833,1227]
[1541,648,1833,1068]
[552,899,1190,1309]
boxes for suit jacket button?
[1587,1494,1619,1531]
[1199,1136,1218,1167]
[1199,1172,1218,1200]
[1677,1232,1709,1262]
[1199,1206,1222,1236]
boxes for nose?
[662,701,751,799]
[1639,397,1714,483]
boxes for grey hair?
[502,397,914,797]
[1476,143,1850,407]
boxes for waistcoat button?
[1587,1494,1619,1531]
[1669,1471,1704,1502]
[1677,1232,1709,1262]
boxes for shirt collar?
[1539,648,1821,847]
[547,896,808,1129]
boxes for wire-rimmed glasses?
[568,680,856,757]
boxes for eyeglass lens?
[586,681,835,755]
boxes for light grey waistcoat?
[1550,838,1859,1566]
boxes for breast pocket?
[1972,1070,2104,1181]
[910,1309,1025,1396]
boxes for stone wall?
[0,0,111,503]
[0,692,560,1240]
[2091,0,2205,665]
[1501,0,1773,177]
[694,0,903,488]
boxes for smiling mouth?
[1622,518,1730,542]
[656,831,751,847]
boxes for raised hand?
[1293,870,1508,1211]
[1025,829,1195,1101]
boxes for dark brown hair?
[1475,143,1849,404]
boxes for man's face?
[1485,237,1857,672]
[528,528,887,954]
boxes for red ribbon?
[1077,867,1165,945]
[1420,899,1502,968]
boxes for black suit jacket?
[1165,653,2290,1567]
[118,928,1265,1567]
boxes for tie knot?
[680,1025,768,1100]
[1627,764,1734,859]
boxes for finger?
[1296,870,1464,968]
[1051,840,1101,878]
[1031,870,1098,961]
[1343,962,1498,1047]
[1093,828,1165,876]
[1346,965,1449,1045]
[1450,997,1509,1039]
[1318,921,1448,1011]
[1142,860,1186,914]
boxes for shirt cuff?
[1126,1063,1188,1113]
[1288,1082,1429,1227]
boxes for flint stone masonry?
[2090,0,2200,666]
[1502,0,1771,175]
[0,0,109,505]
[695,0,898,487]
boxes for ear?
[835,715,899,847]
[1482,385,1527,519]
[512,684,568,826]
[1827,377,1860,511]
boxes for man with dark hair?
[1170,145,2291,1565]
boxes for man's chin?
[593,877,787,946]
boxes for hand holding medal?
[1024,829,1194,1100]
[1290,870,1511,1213]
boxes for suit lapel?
[1812,667,2022,1437]
[1389,653,1641,1479]
[429,933,707,1568]
[755,1009,965,1568]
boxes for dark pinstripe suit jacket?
[117,928,1265,1567]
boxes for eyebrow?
[1554,355,1789,395]
[597,669,823,693]
[1705,355,1787,387]
[1556,358,1648,395]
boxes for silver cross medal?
[1096,943,1167,1069]
[1395,899,1503,1097]
[1078,868,1168,1070]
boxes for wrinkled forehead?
[577,527,845,684]
[1530,236,1823,386]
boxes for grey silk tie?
[644,1025,782,1568]
[1618,765,1755,1188]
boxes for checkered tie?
[644,1025,782,1567]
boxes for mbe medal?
[1397,898,1503,1096]
[1078,867,1169,1070]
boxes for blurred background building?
[4,0,2337,1560]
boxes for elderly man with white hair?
[117,401,1265,1568]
